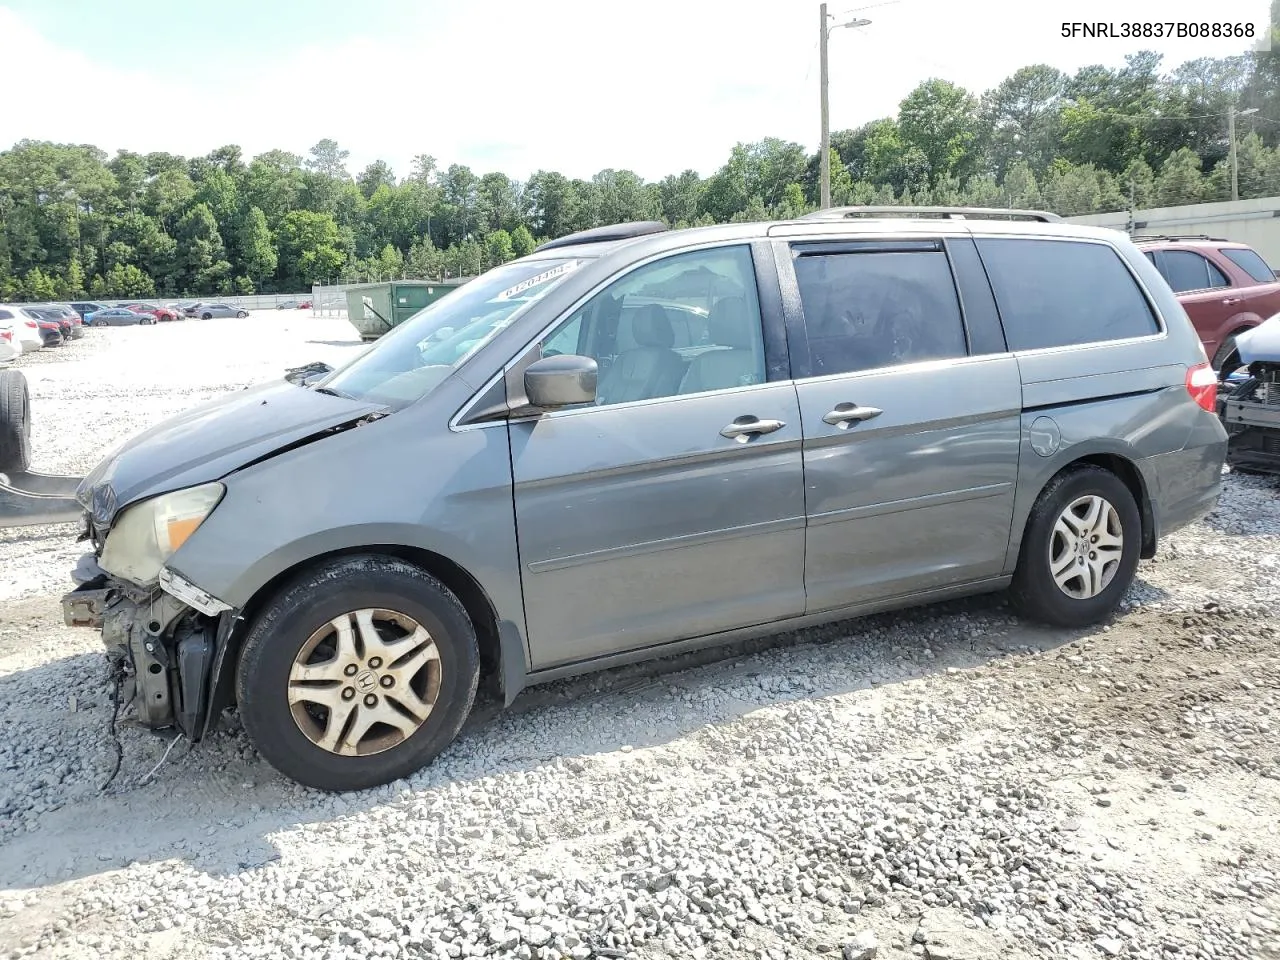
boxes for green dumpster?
[345,279,471,340]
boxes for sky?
[0,0,1273,182]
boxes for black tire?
[1212,334,1243,376]
[1009,465,1141,628]
[0,369,31,474]
[235,555,480,791]
[237,310,248,318]
[93,319,108,327]
[202,312,213,320]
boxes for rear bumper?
[1144,417,1229,540]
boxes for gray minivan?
[62,208,1229,791]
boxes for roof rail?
[1130,234,1228,243]
[801,205,1063,223]
[535,221,668,252]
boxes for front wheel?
[93,319,108,327]
[237,310,248,318]
[1009,465,1141,628]
[235,556,480,791]
[202,313,213,320]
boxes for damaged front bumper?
[62,553,240,741]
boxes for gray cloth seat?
[596,305,685,405]
[678,296,763,394]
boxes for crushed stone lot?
[2,313,1280,960]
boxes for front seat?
[595,304,686,405]
[678,296,763,394]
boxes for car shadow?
[0,590,1152,890]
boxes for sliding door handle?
[721,416,786,440]
[823,402,883,426]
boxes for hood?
[1238,314,1280,365]
[78,379,389,526]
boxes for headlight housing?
[99,482,225,585]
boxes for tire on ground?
[235,555,480,791]
[0,369,31,474]
[1009,464,1141,629]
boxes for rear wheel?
[202,312,213,320]
[1009,465,1141,628]
[236,556,480,791]
[1212,334,1243,376]
[0,369,31,474]
[93,319,108,327]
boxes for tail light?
[24,320,37,329]
[0,329,11,341]
[1185,361,1218,413]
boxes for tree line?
[5,29,1280,301]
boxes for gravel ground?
[1,314,1279,960]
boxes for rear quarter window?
[1219,247,1277,284]
[976,238,1159,351]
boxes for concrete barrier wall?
[1066,197,1280,266]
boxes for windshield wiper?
[314,386,352,399]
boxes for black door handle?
[720,416,786,440]
[823,402,883,426]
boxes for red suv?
[1135,236,1280,373]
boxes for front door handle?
[1223,297,1243,305]
[823,402,883,426]
[720,416,785,440]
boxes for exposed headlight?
[99,482,225,586]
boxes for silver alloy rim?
[288,608,441,757]
[1048,494,1124,600]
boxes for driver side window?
[539,245,767,407]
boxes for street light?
[819,4,872,209]
[1229,105,1259,202]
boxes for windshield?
[321,257,586,409]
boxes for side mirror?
[524,354,597,408]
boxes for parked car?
[85,307,153,327]
[123,302,180,322]
[69,301,112,320]
[181,302,204,318]
[1218,314,1280,474]
[32,317,64,347]
[276,300,300,310]
[25,305,79,341]
[61,209,1228,792]
[1134,236,1280,374]
[0,306,43,352]
[44,303,86,338]
[196,302,250,319]
[0,324,19,365]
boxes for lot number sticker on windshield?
[495,260,583,300]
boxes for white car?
[0,324,19,364]
[0,305,42,352]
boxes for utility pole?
[818,5,872,209]
[820,3,831,210]
[1229,105,1259,202]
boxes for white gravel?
[1,314,1279,960]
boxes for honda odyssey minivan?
[61,207,1229,791]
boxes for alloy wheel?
[287,608,442,757]
[1048,494,1124,600]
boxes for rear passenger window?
[976,239,1159,351]
[792,250,968,376]
[0,310,11,320]
[1161,250,1229,292]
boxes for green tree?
[1155,147,1206,206]
[23,266,58,300]
[278,210,345,288]
[484,229,514,265]
[510,224,536,258]
[898,79,983,186]
[237,206,278,289]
